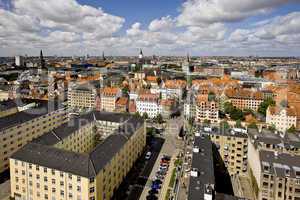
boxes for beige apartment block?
[196,94,219,124]
[100,87,121,112]
[10,111,146,200]
[68,84,97,109]
[208,129,248,175]
[0,102,67,175]
[256,151,300,200]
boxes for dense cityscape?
[1,1,300,200]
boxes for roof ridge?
[51,130,62,141]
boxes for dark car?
[146,195,158,200]
[148,189,159,195]
[153,179,162,185]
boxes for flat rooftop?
[188,134,215,200]
[248,128,300,149]
[260,150,300,178]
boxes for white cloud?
[148,16,174,32]
[126,22,144,36]
[0,0,299,56]
[177,0,294,26]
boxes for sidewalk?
[159,151,179,200]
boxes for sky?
[0,0,300,57]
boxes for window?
[89,187,95,193]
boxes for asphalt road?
[139,117,184,200]
[112,137,165,200]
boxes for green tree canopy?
[248,122,258,130]
[258,98,275,116]
[287,125,296,133]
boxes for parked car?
[162,155,171,161]
[146,195,158,200]
[148,189,159,195]
[145,151,152,160]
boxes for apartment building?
[225,88,263,111]
[100,87,121,112]
[255,151,300,200]
[196,94,219,123]
[115,97,128,113]
[188,133,245,200]
[161,80,186,100]
[266,105,297,132]
[68,83,97,109]
[10,112,145,200]
[184,93,196,120]
[0,101,67,175]
[136,93,162,118]
[206,128,248,175]
[248,128,300,156]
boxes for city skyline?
[0,0,300,57]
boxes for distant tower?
[102,51,106,61]
[138,49,144,59]
[182,53,191,74]
[40,50,45,68]
[15,55,24,67]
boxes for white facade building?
[136,94,162,118]
[266,106,297,132]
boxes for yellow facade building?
[0,101,67,176]
[10,111,145,200]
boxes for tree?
[134,112,141,117]
[268,124,276,132]
[208,91,216,101]
[280,100,288,108]
[142,112,148,119]
[220,120,230,130]
[224,102,234,114]
[287,125,296,133]
[230,107,244,121]
[248,122,258,130]
[258,98,275,116]
[122,87,129,97]
[235,120,242,128]
[156,114,163,124]
[157,77,162,85]
[203,119,211,125]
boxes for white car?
[145,151,152,160]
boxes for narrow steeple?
[40,50,45,68]
[102,51,106,61]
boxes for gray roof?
[248,128,300,149]
[11,111,144,178]
[188,134,215,200]
[0,100,65,132]
[11,143,95,177]
[0,99,17,111]
[201,127,248,138]
[260,150,300,178]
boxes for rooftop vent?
[193,146,200,153]
[191,168,198,177]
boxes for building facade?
[10,112,146,200]
[225,89,263,111]
[100,87,121,112]
[0,102,67,175]
[266,106,297,132]
[207,128,248,175]
[136,93,162,118]
[68,84,97,109]
[195,95,219,123]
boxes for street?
[139,117,184,200]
